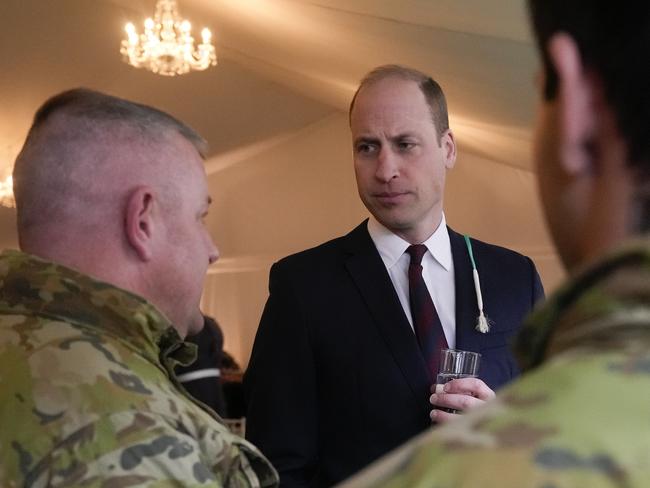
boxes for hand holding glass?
[434,348,481,414]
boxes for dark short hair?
[348,65,450,141]
[528,0,650,169]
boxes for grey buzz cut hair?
[13,88,207,233]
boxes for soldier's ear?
[547,33,597,176]
[124,186,156,262]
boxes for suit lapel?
[450,228,484,352]
[343,222,431,415]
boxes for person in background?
[339,1,650,486]
[0,88,278,487]
[177,315,228,417]
[245,65,544,487]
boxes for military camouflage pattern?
[339,241,650,488]
[0,250,279,487]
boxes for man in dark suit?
[244,65,544,487]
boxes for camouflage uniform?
[339,241,650,488]
[0,250,279,487]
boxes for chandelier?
[0,175,14,209]
[121,0,217,76]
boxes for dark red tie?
[406,244,448,378]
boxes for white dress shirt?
[367,214,456,348]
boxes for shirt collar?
[367,214,453,271]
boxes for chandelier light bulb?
[120,0,217,76]
[125,23,138,44]
[0,175,15,209]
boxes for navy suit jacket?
[244,222,543,487]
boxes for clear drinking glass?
[435,349,481,413]
[436,348,481,385]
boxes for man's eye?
[356,143,376,154]
[398,141,415,151]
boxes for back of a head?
[349,64,450,141]
[13,88,206,249]
[528,0,650,172]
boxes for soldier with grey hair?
[0,88,278,487]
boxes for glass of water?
[436,348,481,384]
[435,349,481,413]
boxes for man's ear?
[441,129,457,169]
[125,186,156,261]
[547,33,597,175]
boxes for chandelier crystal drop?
[121,0,217,76]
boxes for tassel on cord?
[472,269,490,333]
[464,235,491,333]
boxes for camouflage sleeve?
[337,392,631,488]
[337,428,626,488]
[18,410,262,487]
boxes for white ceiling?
[0,0,540,250]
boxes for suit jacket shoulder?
[449,227,536,265]
[448,227,544,308]
[272,221,370,276]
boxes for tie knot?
[406,244,428,266]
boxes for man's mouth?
[373,191,410,204]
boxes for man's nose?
[375,148,399,183]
